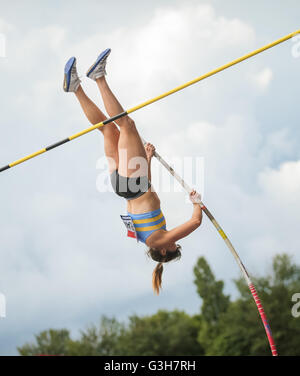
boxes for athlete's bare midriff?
[127,186,161,214]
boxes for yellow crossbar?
[1,29,299,173]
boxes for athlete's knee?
[119,116,136,130]
[128,116,136,127]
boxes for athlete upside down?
[63,49,202,294]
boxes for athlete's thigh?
[117,118,147,178]
[102,126,120,174]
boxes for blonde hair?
[147,245,182,295]
[152,262,164,295]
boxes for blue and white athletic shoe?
[63,57,81,92]
[86,48,111,80]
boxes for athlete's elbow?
[193,218,202,229]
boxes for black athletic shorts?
[110,170,151,200]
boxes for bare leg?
[95,77,147,178]
[75,85,119,173]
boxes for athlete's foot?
[63,57,81,93]
[86,48,111,81]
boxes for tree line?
[18,253,300,356]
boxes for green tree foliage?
[194,254,300,356]
[193,256,230,323]
[18,329,71,356]
[67,317,125,356]
[193,256,231,353]
[118,311,204,356]
[18,311,202,356]
[18,253,300,356]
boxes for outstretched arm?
[165,196,202,243]
[149,191,203,249]
[162,191,202,244]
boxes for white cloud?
[258,160,300,203]
[251,67,273,91]
[0,18,15,33]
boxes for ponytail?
[147,245,182,295]
[152,262,164,295]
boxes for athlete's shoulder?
[146,229,168,248]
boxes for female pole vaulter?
[63,49,202,294]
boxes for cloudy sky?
[0,0,300,355]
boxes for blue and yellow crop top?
[128,208,167,244]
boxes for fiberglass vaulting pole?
[144,143,278,356]
[0,29,299,173]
